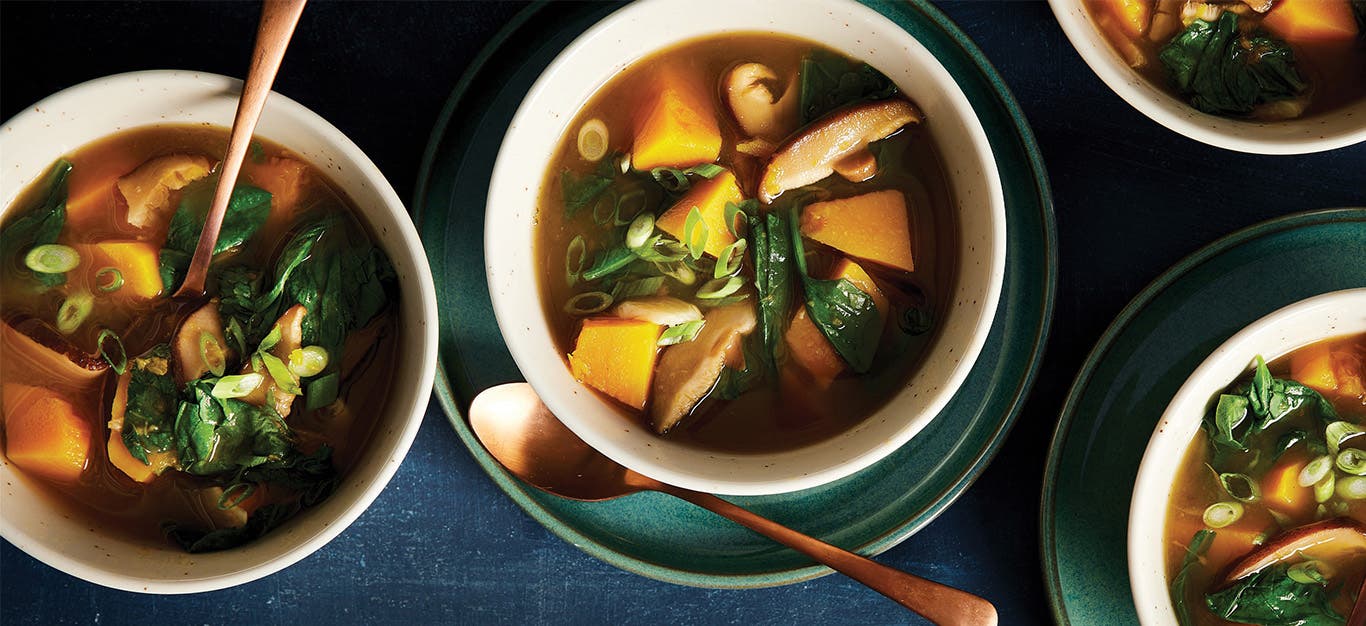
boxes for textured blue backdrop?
[2,1,1364,624]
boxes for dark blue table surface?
[2,2,1363,624]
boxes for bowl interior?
[1128,288,1366,624]
[0,70,436,593]
[485,0,1005,495]
[1048,0,1366,154]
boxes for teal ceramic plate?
[1042,208,1366,622]
[413,0,1056,587]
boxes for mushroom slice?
[117,154,213,229]
[725,63,800,142]
[758,99,921,203]
[650,302,757,434]
[242,304,307,418]
[1222,518,1366,584]
[614,296,702,327]
[832,150,879,183]
[173,300,232,383]
[1,316,108,387]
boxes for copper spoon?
[173,0,307,299]
[469,382,999,626]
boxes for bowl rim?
[0,69,439,594]
[483,0,1006,496]
[1126,287,1366,624]
[1046,0,1366,155]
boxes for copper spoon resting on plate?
[173,0,307,299]
[469,382,999,626]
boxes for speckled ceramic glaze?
[414,0,1055,586]
[1048,0,1366,154]
[1043,209,1366,623]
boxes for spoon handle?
[174,0,306,298]
[657,484,998,626]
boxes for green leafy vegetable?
[648,163,725,193]
[120,345,179,464]
[747,211,792,376]
[0,159,73,287]
[582,245,636,282]
[1159,13,1306,116]
[798,49,898,124]
[788,205,881,373]
[1172,529,1214,626]
[159,183,272,290]
[1205,564,1345,626]
[173,379,292,476]
[1204,356,1339,452]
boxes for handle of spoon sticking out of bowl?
[647,481,998,626]
[173,0,307,299]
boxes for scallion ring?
[1337,448,1366,476]
[216,482,258,510]
[24,243,80,274]
[97,329,127,375]
[613,189,648,226]
[657,320,706,346]
[55,292,93,334]
[1314,473,1336,503]
[1326,421,1364,455]
[723,202,746,239]
[695,276,743,300]
[1219,473,1261,503]
[656,261,696,285]
[200,332,227,377]
[591,190,619,225]
[1202,501,1243,528]
[289,346,330,378]
[1298,454,1333,487]
[564,291,613,316]
[682,206,708,260]
[650,167,689,193]
[95,267,124,292]
[625,213,655,249]
[714,239,747,278]
[577,119,609,162]
[565,236,587,286]
[1286,561,1330,585]
[1337,475,1366,500]
[211,373,265,399]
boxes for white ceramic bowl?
[1049,0,1366,154]
[1129,288,1366,624]
[0,71,438,593]
[485,0,1006,496]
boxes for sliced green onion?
[211,373,265,399]
[55,292,93,334]
[577,119,609,162]
[1326,421,1363,455]
[582,246,635,281]
[650,167,689,193]
[723,202,746,239]
[260,352,302,395]
[564,291,613,316]
[566,236,587,286]
[305,372,341,410]
[1314,473,1335,503]
[95,267,124,292]
[258,324,283,353]
[656,261,696,285]
[216,482,257,510]
[1337,475,1366,500]
[289,346,329,378]
[24,244,80,273]
[1219,473,1261,503]
[658,320,706,346]
[687,163,724,178]
[199,332,227,377]
[714,240,747,279]
[612,276,664,300]
[683,206,708,260]
[625,213,655,249]
[1337,448,1366,476]
[1203,501,1243,528]
[97,329,127,375]
[1298,454,1333,487]
[225,318,248,356]
[613,189,648,226]
[696,293,750,308]
[1286,560,1330,585]
[695,276,743,299]
[591,190,618,225]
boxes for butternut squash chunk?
[2,385,91,483]
[1262,456,1313,519]
[1290,342,1337,394]
[1204,519,1265,570]
[1262,0,1359,41]
[632,69,722,171]
[784,309,845,389]
[244,156,310,241]
[568,318,663,410]
[117,154,213,230]
[1098,0,1153,37]
[655,170,743,258]
[800,190,915,273]
[1096,14,1149,67]
[74,241,163,300]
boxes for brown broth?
[0,124,398,547]
[1162,333,1366,626]
[533,34,959,453]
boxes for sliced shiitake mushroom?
[1221,517,1366,584]
[725,63,799,143]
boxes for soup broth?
[534,34,957,453]
[1163,333,1366,625]
[0,125,398,550]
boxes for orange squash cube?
[1098,0,1153,37]
[632,69,722,171]
[830,258,889,325]
[784,309,845,389]
[1263,0,1359,41]
[2,384,91,483]
[800,190,915,273]
[1291,342,1338,394]
[568,318,663,410]
[75,241,163,300]
[1262,456,1313,519]
[655,170,743,258]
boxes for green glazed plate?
[413,0,1056,587]
[1042,208,1366,622]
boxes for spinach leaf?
[1274,429,1308,462]
[0,159,73,287]
[1203,356,1338,452]
[798,49,899,124]
[561,155,626,218]
[1159,13,1306,116]
[159,183,272,290]
[1172,529,1214,626]
[747,211,793,376]
[174,379,291,476]
[163,500,298,554]
[120,345,179,464]
[1205,564,1345,626]
[788,205,881,373]
[240,445,339,506]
